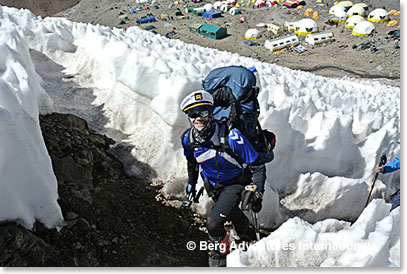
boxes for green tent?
[199,24,227,39]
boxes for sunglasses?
[188,110,211,119]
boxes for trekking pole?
[252,210,260,241]
[193,186,204,203]
[242,184,261,241]
[365,154,387,207]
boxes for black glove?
[251,192,263,213]
[186,182,196,196]
[241,186,263,213]
[182,182,196,209]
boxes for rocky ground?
[0,0,80,17]
[0,113,208,266]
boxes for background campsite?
[0,0,400,83]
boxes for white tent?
[345,15,365,29]
[229,7,241,15]
[347,5,367,17]
[213,1,223,10]
[329,4,345,15]
[337,1,353,11]
[294,18,319,36]
[368,8,390,22]
[245,28,261,39]
[329,8,348,23]
[352,20,375,36]
[203,3,213,11]
[220,4,231,12]
[353,2,368,11]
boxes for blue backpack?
[202,65,275,163]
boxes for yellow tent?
[353,3,368,11]
[337,1,353,10]
[352,21,375,36]
[297,5,304,9]
[329,4,345,15]
[295,18,319,36]
[368,9,390,23]
[329,8,347,23]
[345,15,364,29]
[387,20,399,26]
[312,11,320,20]
[347,5,367,17]
[245,28,261,39]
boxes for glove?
[251,192,263,213]
[186,182,196,196]
[183,182,196,209]
[241,187,263,213]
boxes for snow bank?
[227,199,400,267]
[0,8,63,229]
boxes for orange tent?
[304,8,314,17]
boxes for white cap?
[180,90,214,112]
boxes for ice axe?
[365,154,387,207]
[241,184,261,241]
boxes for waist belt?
[201,170,251,198]
[202,174,223,198]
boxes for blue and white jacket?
[383,156,400,174]
[181,123,258,187]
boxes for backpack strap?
[180,128,190,141]
[180,128,195,152]
[218,123,246,168]
[183,123,250,184]
[183,123,246,168]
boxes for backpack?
[201,65,276,163]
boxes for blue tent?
[137,16,156,24]
[202,11,222,19]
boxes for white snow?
[228,199,400,267]
[0,5,400,266]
